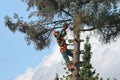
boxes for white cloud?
[15,68,33,80]
[15,45,66,80]
[15,35,120,80]
[91,36,120,79]
[31,45,66,80]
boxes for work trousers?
[61,49,73,66]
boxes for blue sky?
[0,0,54,80]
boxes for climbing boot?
[68,61,74,71]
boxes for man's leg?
[65,50,74,71]
[62,51,69,66]
[66,49,73,58]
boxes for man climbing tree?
[54,23,73,70]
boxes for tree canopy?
[4,0,120,50]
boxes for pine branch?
[80,0,91,4]
[62,9,73,17]
[45,24,58,40]
[43,19,72,25]
[80,27,96,31]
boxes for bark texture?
[72,20,81,80]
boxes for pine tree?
[80,37,98,80]
[55,73,59,80]
[4,1,120,80]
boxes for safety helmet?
[54,31,59,37]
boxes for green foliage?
[80,37,99,80]
[4,0,120,50]
[4,14,51,50]
[4,16,17,32]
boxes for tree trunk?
[72,27,80,80]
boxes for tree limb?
[43,19,72,25]
[80,27,96,31]
[80,0,91,4]
[62,9,73,17]
[45,24,61,40]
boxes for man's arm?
[60,23,68,37]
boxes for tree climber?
[54,23,73,70]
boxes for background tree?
[80,37,99,80]
[54,73,59,80]
[4,0,120,80]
